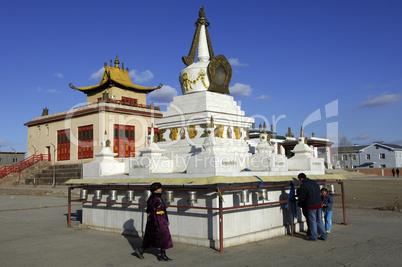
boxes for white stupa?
[85,6,325,179]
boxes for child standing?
[321,188,333,234]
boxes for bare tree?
[339,137,354,168]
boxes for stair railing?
[0,154,50,179]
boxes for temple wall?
[26,104,162,164]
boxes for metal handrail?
[0,154,50,179]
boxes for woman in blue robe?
[135,182,173,261]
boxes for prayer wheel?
[94,190,102,200]
[164,190,174,203]
[187,191,197,205]
[80,189,88,200]
[109,190,118,201]
[126,190,135,201]
[240,189,249,203]
[330,184,335,194]
[144,190,151,201]
[258,188,268,201]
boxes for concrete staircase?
[24,164,82,185]
[325,168,378,179]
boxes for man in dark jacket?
[297,173,327,241]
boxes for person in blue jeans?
[297,173,327,241]
[321,188,333,234]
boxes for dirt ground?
[334,179,402,211]
[0,179,401,211]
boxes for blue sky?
[1,0,401,153]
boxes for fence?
[0,154,50,179]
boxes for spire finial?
[182,7,214,66]
[197,6,209,27]
[263,122,266,134]
[114,55,120,68]
[210,116,214,128]
[300,126,304,137]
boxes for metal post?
[32,145,37,186]
[68,187,72,228]
[290,202,294,237]
[81,142,83,178]
[340,181,350,225]
[50,143,57,188]
[219,195,224,253]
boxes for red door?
[57,129,70,161]
[113,124,135,157]
[78,125,94,159]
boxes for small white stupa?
[83,131,124,177]
[287,127,324,171]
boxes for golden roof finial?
[285,127,294,138]
[263,122,266,134]
[300,126,304,137]
[114,55,120,68]
[210,116,214,128]
[271,124,274,132]
[259,123,262,133]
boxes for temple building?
[24,57,163,164]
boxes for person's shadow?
[64,209,82,226]
[279,188,291,234]
[122,219,160,259]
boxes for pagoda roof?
[69,56,162,93]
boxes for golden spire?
[182,6,214,66]
[263,122,266,134]
[114,55,120,68]
[300,126,304,137]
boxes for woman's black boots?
[159,249,172,261]
[135,247,144,259]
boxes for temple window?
[122,97,138,107]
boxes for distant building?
[0,151,26,167]
[24,56,163,164]
[331,142,402,169]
